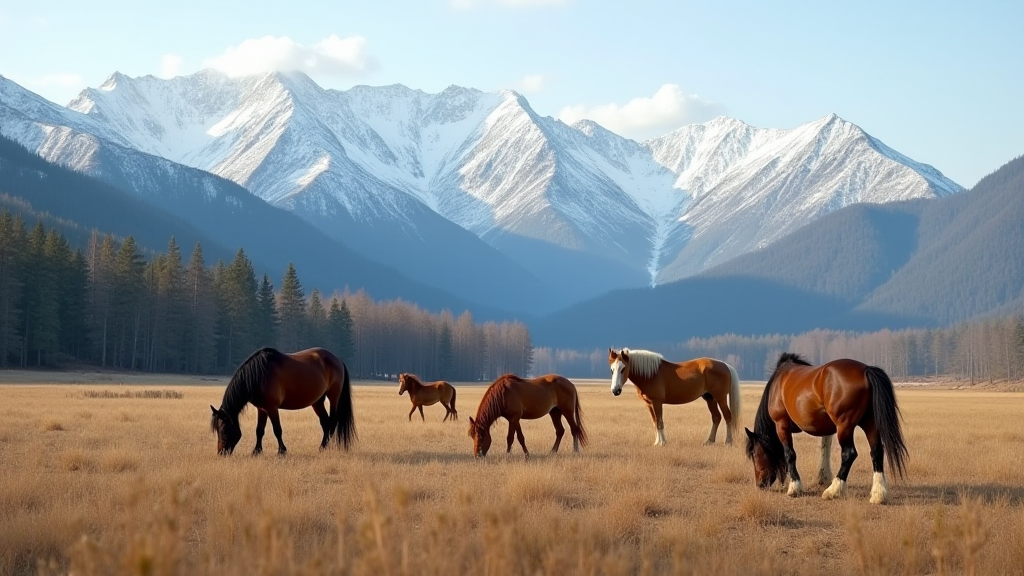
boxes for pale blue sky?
[1,0,1020,187]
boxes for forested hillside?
[0,211,533,379]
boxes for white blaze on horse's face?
[610,358,627,396]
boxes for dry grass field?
[1,375,1023,575]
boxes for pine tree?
[0,211,25,366]
[277,263,306,353]
[327,297,356,369]
[216,249,259,368]
[305,288,326,348]
[22,223,60,366]
[155,237,187,371]
[37,229,70,365]
[255,274,279,349]
[88,233,118,367]
[61,249,89,360]
[184,243,217,373]
[113,236,146,369]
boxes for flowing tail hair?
[574,390,589,448]
[726,362,741,437]
[333,363,357,450]
[866,366,908,479]
[450,385,458,420]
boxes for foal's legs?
[313,399,331,450]
[418,405,425,422]
[862,420,888,504]
[408,405,417,421]
[506,420,517,453]
[253,409,268,455]
[823,424,857,500]
[549,408,565,452]
[265,407,287,455]
[702,392,722,445]
[513,421,529,456]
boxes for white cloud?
[521,74,545,93]
[203,35,376,78]
[558,84,722,140]
[451,0,569,9]
[160,54,183,79]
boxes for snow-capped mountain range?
[0,69,962,313]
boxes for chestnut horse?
[468,374,587,457]
[209,347,356,456]
[398,373,458,422]
[745,353,908,504]
[608,348,740,446]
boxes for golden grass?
[0,382,1022,575]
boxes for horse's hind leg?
[823,425,857,500]
[702,393,722,445]
[816,434,834,485]
[253,409,268,456]
[418,405,425,422]
[861,421,888,504]
[266,407,287,455]
[513,421,529,457]
[313,399,331,450]
[549,408,565,453]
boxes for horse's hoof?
[821,478,846,500]
[787,480,802,497]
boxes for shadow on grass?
[900,483,1024,505]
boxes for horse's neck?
[221,386,252,419]
[630,361,661,389]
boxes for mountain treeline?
[0,210,532,380]
[535,315,1024,383]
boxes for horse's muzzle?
[612,389,622,396]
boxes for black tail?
[333,363,357,450]
[574,392,588,448]
[450,385,458,419]
[866,366,908,479]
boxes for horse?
[398,373,458,422]
[467,373,587,457]
[608,348,740,446]
[209,347,356,456]
[745,353,908,504]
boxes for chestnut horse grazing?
[209,347,356,456]
[745,353,908,504]
[398,373,458,422]
[608,348,740,446]
[468,374,587,457]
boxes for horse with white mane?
[608,348,740,447]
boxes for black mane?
[776,352,812,368]
[218,347,283,419]
[745,352,811,485]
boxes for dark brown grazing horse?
[745,353,908,504]
[468,374,587,457]
[210,347,356,456]
[398,373,458,422]
[608,348,740,446]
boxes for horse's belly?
[791,411,837,436]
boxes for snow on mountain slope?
[5,70,964,303]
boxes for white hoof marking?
[822,478,846,500]
[787,479,802,497]
[869,472,888,504]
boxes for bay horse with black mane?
[210,347,356,456]
[608,348,740,446]
[745,353,908,504]
[398,373,458,422]
[468,374,587,457]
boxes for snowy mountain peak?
[0,70,965,297]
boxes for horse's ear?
[468,417,475,425]
[744,427,756,440]
[620,349,629,361]
[210,405,218,416]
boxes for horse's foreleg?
[778,425,802,497]
[408,405,417,421]
[862,421,888,504]
[313,400,331,450]
[816,434,834,486]
[266,408,287,455]
[252,409,268,456]
[702,393,722,445]
[514,421,529,457]
[823,426,857,500]
[549,409,565,453]
[506,422,516,453]
[418,405,425,422]
[653,402,666,446]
